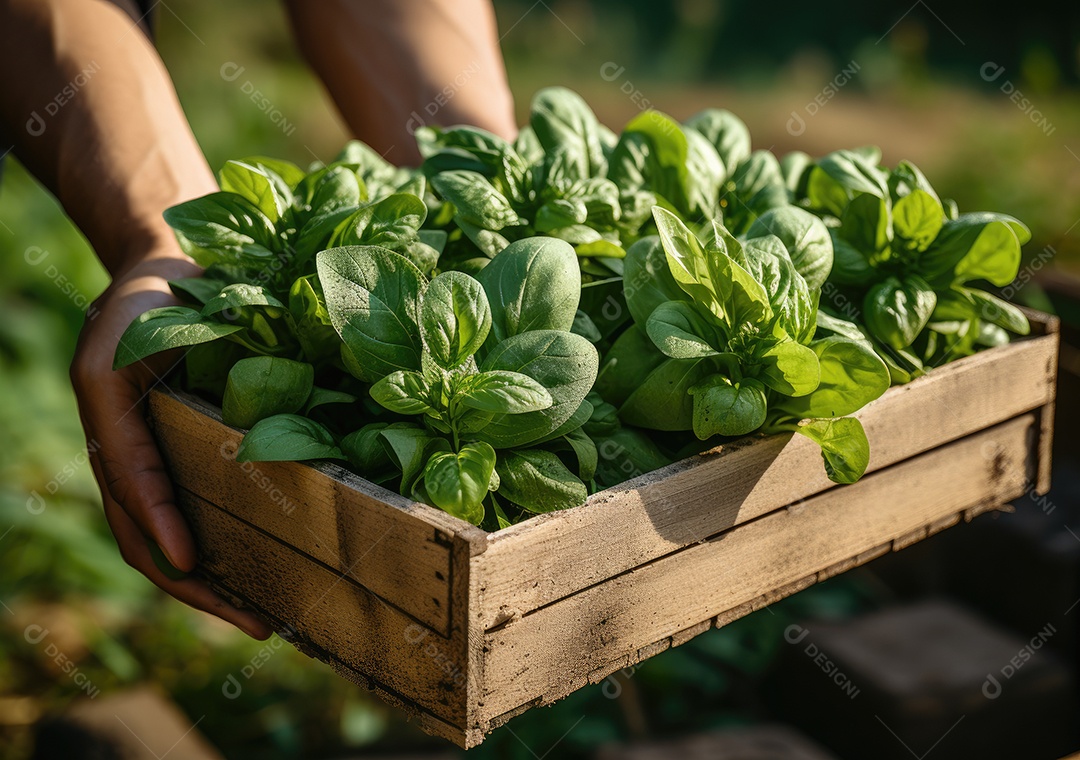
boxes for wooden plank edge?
[476,498,1013,739]
[149,388,490,552]
[194,572,472,748]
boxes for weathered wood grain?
[474,327,1057,630]
[151,389,486,635]
[177,488,471,726]
[477,414,1037,722]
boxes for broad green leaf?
[304,387,358,413]
[535,198,588,232]
[828,232,875,286]
[746,206,834,291]
[815,149,889,200]
[620,357,710,432]
[757,340,820,397]
[796,417,870,484]
[496,449,588,513]
[967,288,1030,335]
[689,376,768,438]
[779,337,890,419]
[652,207,726,313]
[592,427,672,489]
[421,271,491,368]
[457,370,552,414]
[740,235,816,342]
[892,188,943,252]
[609,110,691,214]
[380,427,452,495]
[683,128,725,216]
[921,213,1028,286]
[839,193,891,255]
[560,427,598,482]
[646,301,722,359]
[370,370,435,415]
[720,150,787,235]
[530,86,608,180]
[219,159,289,222]
[476,237,580,342]
[864,276,937,350]
[222,357,314,429]
[595,325,668,407]
[571,309,602,343]
[201,283,285,318]
[340,423,394,475]
[478,331,598,448]
[241,156,306,190]
[316,246,424,381]
[430,170,522,231]
[684,108,751,175]
[236,415,343,462]
[113,306,243,369]
[780,150,813,195]
[168,277,232,306]
[423,442,495,524]
[163,192,279,265]
[288,274,340,363]
[623,236,689,326]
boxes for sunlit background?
[1,1,1078,757]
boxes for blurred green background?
[1,1,1077,757]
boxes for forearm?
[0,0,217,275]
[284,0,516,165]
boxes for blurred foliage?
[0,0,1074,757]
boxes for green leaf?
[476,237,580,342]
[646,301,722,359]
[420,271,491,368]
[496,449,588,513]
[796,417,870,484]
[423,443,495,524]
[236,415,343,462]
[560,427,598,482]
[316,246,425,381]
[430,170,522,231]
[720,150,788,234]
[219,159,290,223]
[967,289,1030,335]
[379,426,452,495]
[746,206,834,291]
[200,283,285,318]
[609,110,691,214]
[457,371,552,414]
[864,276,937,349]
[838,193,891,255]
[288,275,340,363]
[892,188,943,251]
[113,306,243,369]
[169,277,233,305]
[592,427,672,489]
[304,387,358,413]
[477,331,598,448]
[163,192,279,266]
[921,213,1028,286]
[530,86,608,180]
[619,357,710,432]
[689,376,768,438]
[740,234,816,342]
[779,337,890,419]
[757,340,820,397]
[370,370,435,415]
[222,357,314,429]
[623,236,689,326]
[684,108,750,176]
[340,423,395,474]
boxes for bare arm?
[0,0,270,639]
[284,0,516,165]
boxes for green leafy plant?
[789,148,1030,381]
[599,208,889,483]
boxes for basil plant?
[598,207,890,483]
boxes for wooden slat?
[474,330,1057,629]
[150,389,486,635]
[477,414,1036,722]
[178,489,470,728]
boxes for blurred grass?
[0,0,1076,757]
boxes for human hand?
[70,242,272,640]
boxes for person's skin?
[0,0,515,638]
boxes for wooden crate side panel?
[178,489,472,728]
[474,334,1056,629]
[476,414,1037,724]
[151,390,465,635]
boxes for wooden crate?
[149,312,1058,749]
